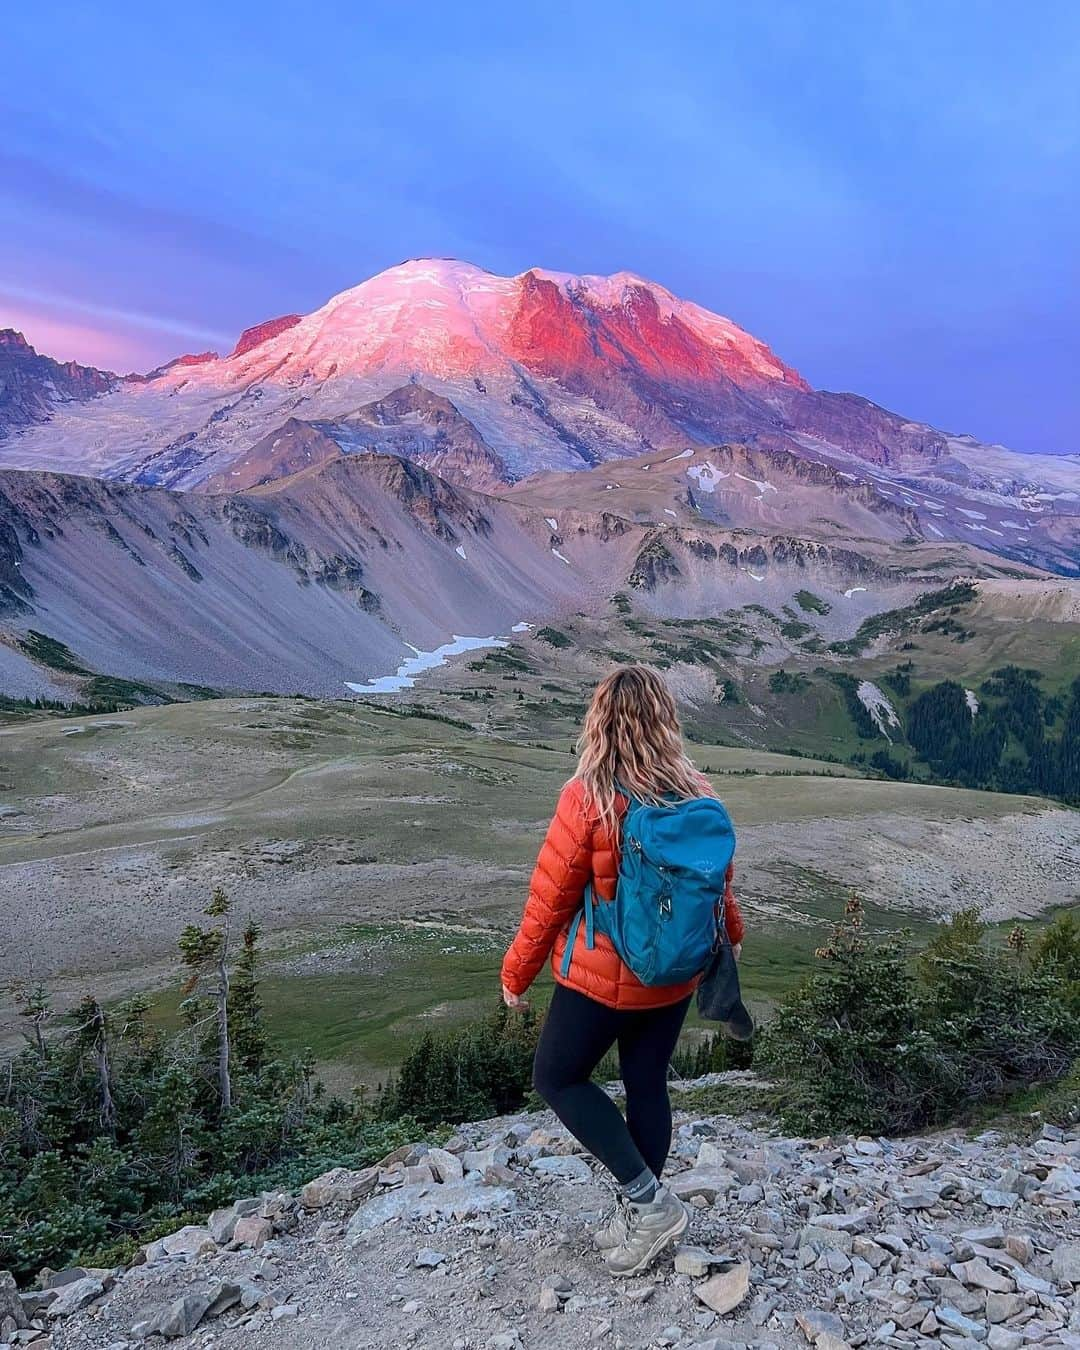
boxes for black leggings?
[532,983,691,1185]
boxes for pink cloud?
[0,305,160,373]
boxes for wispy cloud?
[0,281,233,346]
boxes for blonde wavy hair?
[573,665,714,833]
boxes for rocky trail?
[4,1084,1079,1350]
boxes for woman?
[500,665,744,1277]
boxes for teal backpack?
[561,789,736,987]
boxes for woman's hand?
[502,983,529,1011]
[732,942,742,962]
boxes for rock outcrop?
[15,1086,1079,1350]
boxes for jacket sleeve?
[722,861,745,947]
[501,783,593,995]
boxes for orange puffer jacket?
[501,778,745,1011]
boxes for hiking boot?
[604,1187,688,1277]
[592,1198,630,1251]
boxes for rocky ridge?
[0,331,117,440]
[11,1082,1079,1350]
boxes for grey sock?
[621,1166,658,1204]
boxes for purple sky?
[2,2,1078,453]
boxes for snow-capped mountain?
[1,260,1076,573]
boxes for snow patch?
[511,621,532,633]
[746,571,766,582]
[965,689,979,718]
[455,545,467,560]
[663,508,677,518]
[552,548,571,565]
[958,508,988,520]
[687,461,731,494]
[667,448,694,461]
[545,517,559,531]
[345,634,509,694]
[734,472,777,496]
[925,523,945,538]
[844,586,867,598]
[857,681,901,742]
[1000,520,1027,531]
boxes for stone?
[19,1289,55,1319]
[149,1294,213,1339]
[483,1163,519,1187]
[937,1306,987,1340]
[231,1216,273,1250]
[46,1278,104,1318]
[1004,1236,1034,1265]
[987,1331,1024,1350]
[1012,1268,1054,1295]
[814,1210,872,1233]
[205,1282,244,1318]
[853,1239,890,1268]
[817,1336,853,1350]
[299,1167,377,1209]
[161,1225,217,1259]
[528,1154,592,1182]
[962,1226,1007,1248]
[0,1273,29,1331]
[271,1305,299,1321]
[1051,1242,1080,1285]
[257,1190,292,1220]
[895,1190,940,1211]
[800,1226,855,1255]
[415,1248,447,1268]
[796,1310,846,1343]
[538,1286,561,1312]
[424,1147,465,1183]
[669,1169,736,1203]
[463,1146,512,1173]
[985,1294,1026,1324]
[676,1247,717,1278]
[695,1263,751,1316]
[951,1259,1016,1293]
[981,1190,1018,1210]
[207,1205,241,1246]
[346,1181,515,1236]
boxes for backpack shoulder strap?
[559,882,596,978]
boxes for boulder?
[160,1226,216,1259]
[47,1277,104,1318]
[299,1166,377,1210]
[231,1216,273,1250]
[346,1180,515,1237]
[423,1147,465,1183]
